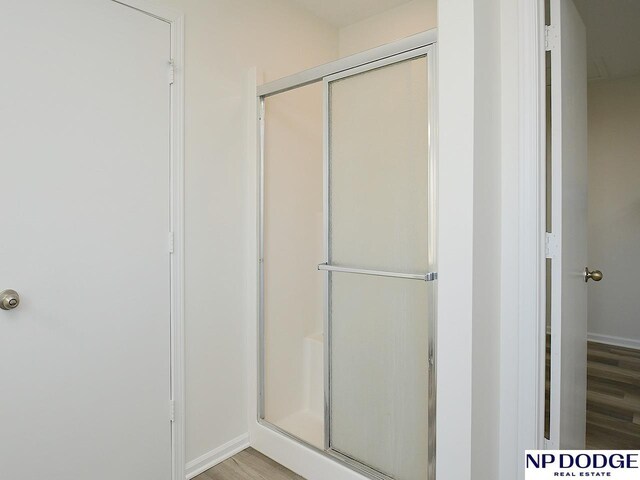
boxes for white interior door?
[0,1,172,478]
[548,0,588,449]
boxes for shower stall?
[257,30,438,480]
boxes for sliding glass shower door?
[259,46,436,480]
[322,54,436,480]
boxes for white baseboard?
[185,433,250,479]
[588,332,640,350]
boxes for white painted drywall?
[472,0,503,476]
[144,0,339,466]
[289,0,418,28]
[338,0,437,57]
[496,0,521,478]
[587,75,640,345]
[437,0,474,478]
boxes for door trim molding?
[111,2,185,479]
[512,0,547,476]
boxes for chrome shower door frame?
[257,30,438,480]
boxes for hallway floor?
[194,448,304,480]
[587,341,640,449]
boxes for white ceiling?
[289,0,415,28]
[573,0,640,81]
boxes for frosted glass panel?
[329,56,429,274]
[262,82,325,448]
[330,273,431,480]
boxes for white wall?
[497,0,521,478]
[472,0,503,478]
[436,0,475,478]
[146,0,338,468]
[338,0,437,57]
[587,75,640,345]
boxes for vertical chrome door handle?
[0,289,20,310]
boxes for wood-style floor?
[546,340,640,448]
[196,343,640,480]
[194,448,304,480]
[587,341,640,449]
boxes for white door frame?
[498,0,547,477]
[511,0,547,475]
[111,2,185,479]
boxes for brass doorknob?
[584,268,603,283]
[0,289,20,310]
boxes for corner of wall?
[471,0,504,478]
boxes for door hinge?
[544,25,557,52]
[545,232,559,259]
[169,400,176,422]
[168,60,175,85]
[169,231,175,254]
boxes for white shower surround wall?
[261,79,326,446]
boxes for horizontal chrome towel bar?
[318,264,437,282]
